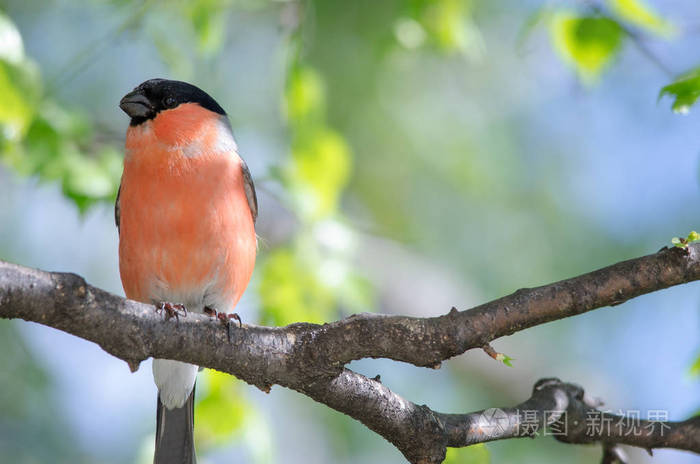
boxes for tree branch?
[440,378,700,455]
[1,244,699,462]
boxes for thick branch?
[1,244,699,462]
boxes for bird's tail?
[154,384,196,464]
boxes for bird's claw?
[204,306,242,342]
[155,302,188,323]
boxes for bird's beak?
[119,90,153,119]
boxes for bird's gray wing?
[240,160,258,223]
[115,182,121,231]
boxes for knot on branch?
[401,404,448,464]
[51,271,90,317]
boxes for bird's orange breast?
[118,105,256,312]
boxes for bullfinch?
[116,79,257,464]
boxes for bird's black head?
[119,79,226,126]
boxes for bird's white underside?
[153,359,198,409]
[151,293,234,409]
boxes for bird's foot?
[155,302,188,323]
[204,306,242,342]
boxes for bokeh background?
[1,0,699,463]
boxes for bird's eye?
[163,97,177,108]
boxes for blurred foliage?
[406,0,484,57]
[0,321,87,463]
[444,444,490,464]
[519,0,673,84]
[195,369,273,462]
[0,12,39,140]
[549,13,623,83]
[186,0,228,56]
[690,353,700,378]
[259,246,336,325]
[607,0,674,37]
[0,11,121,212]
[258,29,372,326]
[285,65,352,220]
[195,370,250,447]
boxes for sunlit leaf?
[0,14,42,145]
[497,354,514,367]
[419,0,484,59]
[258,247,336,326]
[2,101,121,212]
[690,354,700,377]
[7,114,60,177]
[607,0,674,37]
[0,63,32,143]
[0,59,40,143]
[187,0,227,56]
[660,68,700,114]
[444,444,490,464]
[285,65,325,125]
[61,147,122,212]
[670,231,698,249]
[0,11,25,64]
[550,13,624,82]
[290,128,351,219]
[195,369,249,448]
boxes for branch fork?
[1,244,699,462]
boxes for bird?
[116,78,258,464]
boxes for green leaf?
[444,444,490,464]
[0,13,41,145]
[2,101,121,213]
[418,0,484,58]
[0,11,25,64]
[689,353,700,377]
[659,68,700,114]
[670,231,699,249]
[285,65,325,125]
[61,146,122,212]
[607,0,675,37]
[499,354,514,367]
[258,247,336,326]
[186,0,227,56]
[195,370,249,447]
[550,13,624,82]
[290,127,352,219]
[0,60,39,143]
